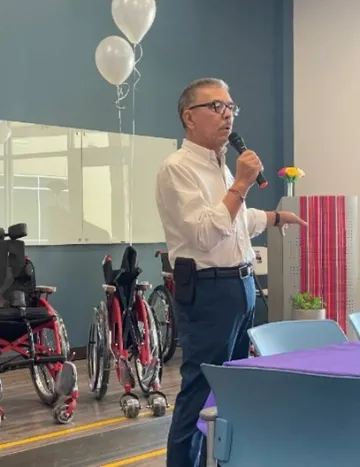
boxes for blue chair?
[348,312,360,339]
[201,363,360,467]
[247,319,348,356]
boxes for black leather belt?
[196,263,254,280]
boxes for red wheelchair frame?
[155,249,175,296]
[0,223,78,425]
[87,246,168,419]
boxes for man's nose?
[223,109,233,120]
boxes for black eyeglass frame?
[187,99,240,117]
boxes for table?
[197,341,360,435]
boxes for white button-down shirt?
[155,139,267,270]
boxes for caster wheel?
[151,396,167,417]
[53,404,74,425]
[148,392,168,417]
[119,393,141,419]
[123,398,140,419]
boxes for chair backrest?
[348,312,360,339]
[201,363,360,467]
[0,223,34,307]
[252,246,268,276]
[160,252,173,274]
[248,319,348,356]
[102,246,142,308]
[102,247,141,284]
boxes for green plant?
[290,292,325,310]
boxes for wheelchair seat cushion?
[0,306,52,322]
[0,306,53,343]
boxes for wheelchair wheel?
[87,301,111,401]
[30,312,70,406]
[148,285,177,363]
[134,298,163,395]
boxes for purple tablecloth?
[197,341,360,435]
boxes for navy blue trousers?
[166,274,256,467]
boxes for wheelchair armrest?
[199,406,218,422]
[102,284,116,295]
[135,281,152,291]
[36,285,57,294]
[161,272,174,279]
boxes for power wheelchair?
[87,245,169,419]
[0,223,78,425]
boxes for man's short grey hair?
[177,78,229,128]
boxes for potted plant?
[290,292,326,320]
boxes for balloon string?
[115,82,130,245]
[128,43,143,246]
[134,43,143,90]
[115,83,130,134]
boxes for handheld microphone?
[228,132,268,188]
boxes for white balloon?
[95,36,135,86]
[111,0,156,45]
[0,122,11,145]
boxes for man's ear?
[183,110,195,130]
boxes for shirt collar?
[182,138,227,166]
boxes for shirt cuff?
[248,208,267,238]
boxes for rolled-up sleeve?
[156,163,236,252]
[246,208,267,238]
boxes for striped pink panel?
[299,196,347,330]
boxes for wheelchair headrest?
[0,223,28,241]
[8,223,27,240]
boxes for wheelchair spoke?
[87,302,111,401]
[148,285,177,363]
[134,299,162,395]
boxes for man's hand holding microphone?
[228,142,307,235]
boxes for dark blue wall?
[0,0,293,346]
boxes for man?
[155,78,307,467]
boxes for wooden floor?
[0,350,182,466]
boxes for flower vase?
[286,181,294,197]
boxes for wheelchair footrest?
[55,361,78,397]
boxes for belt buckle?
[239,264,251,279]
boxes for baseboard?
[71,346,86,360]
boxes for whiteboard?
[4,121,177,245]
[8,121,83,245]
[81,129,177,244]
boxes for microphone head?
[228,131,246,152]
[228,132,240,146]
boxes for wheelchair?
[0,223,78,425]
[87,245,168,419]
[148,250,177,363]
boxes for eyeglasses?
[188,99,240,117]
